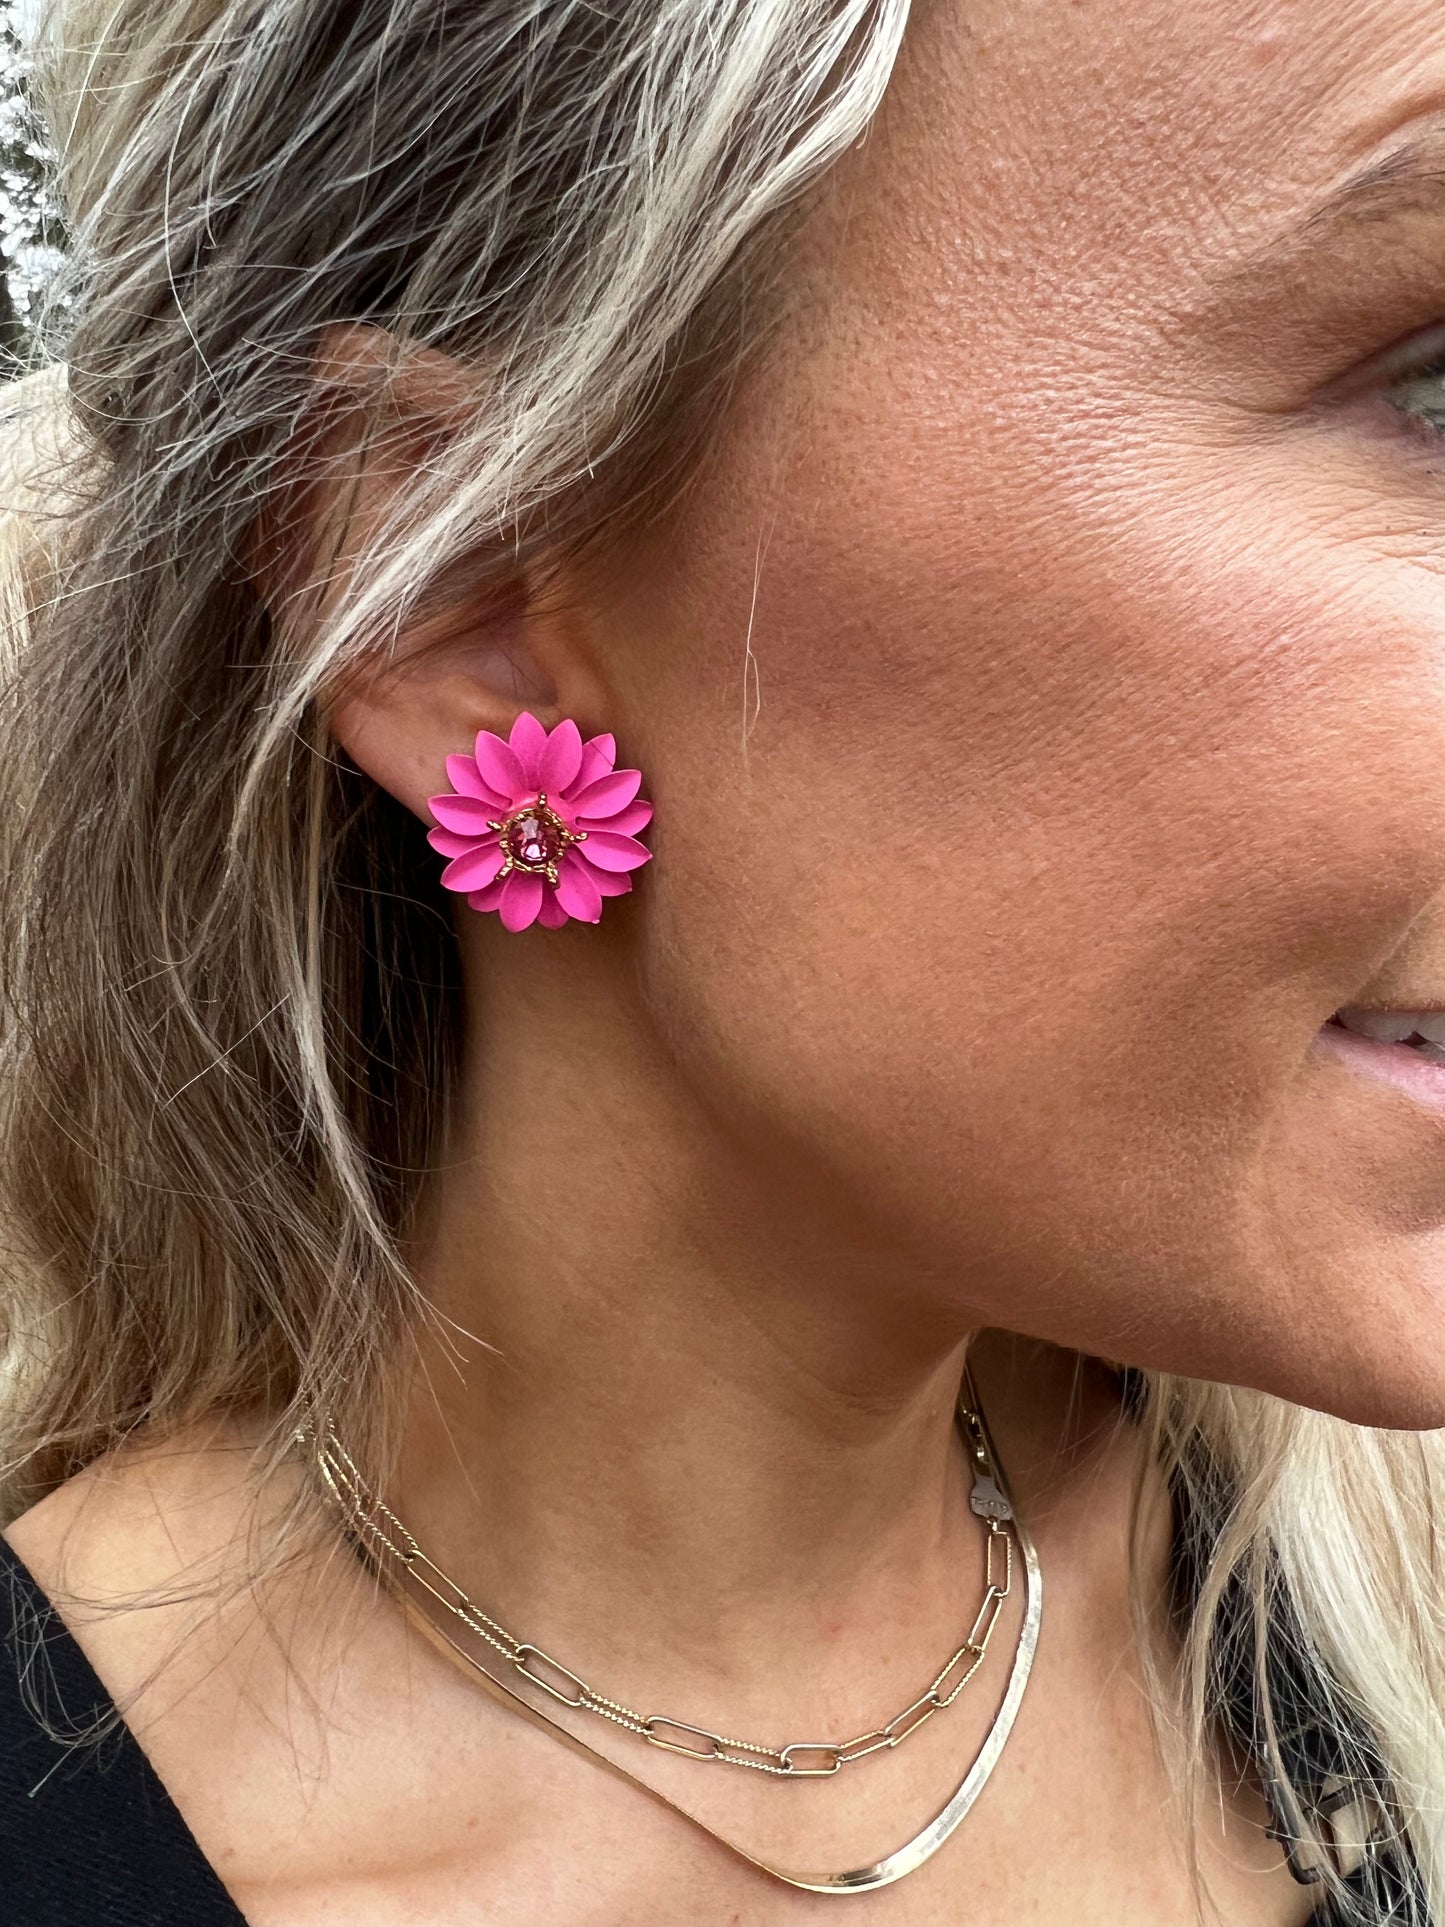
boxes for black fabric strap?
[0,1532,246,1927]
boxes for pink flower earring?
[426,712,653,931]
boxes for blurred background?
[0,2,64,366]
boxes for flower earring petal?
[508,710,549,784]
[426,712,654,929]
[498,869,545,932]
[553,854,602,923]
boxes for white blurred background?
[0,1,64,365]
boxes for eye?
[1381,334,1445,439]
[1336,320,1445,447]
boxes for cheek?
[616,391,1445,1422]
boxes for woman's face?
[576,0,1445,1426]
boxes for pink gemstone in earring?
[426,713,653,931]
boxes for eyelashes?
[1311,315,1445,454]
[1382,343,1445,441]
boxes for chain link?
[298,1404,1016,1779]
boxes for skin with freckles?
[8,1,1445,1922]
[509,0,1445,1436]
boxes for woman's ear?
[252,320,611,823]
[323,574,569,826]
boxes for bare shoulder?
[3,1403,294,1636]
[0,1402,340,1788]
[0,1408,555,1924]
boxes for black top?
[0,1532,246,1927]
[0,1530,1419,1926]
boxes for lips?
[1328,1008,1445,1059]
[1315,1008,1445,1113]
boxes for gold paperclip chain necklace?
[293,1374,1042,1894]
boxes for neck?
[385,940,1139,1740]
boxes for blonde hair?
[0,5,1439,1922]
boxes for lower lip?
[1313,1020,1445,1115]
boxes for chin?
[1261,1292,1445,1432]
[989,1228,1445,1436]
[1158,1249,1445,1433]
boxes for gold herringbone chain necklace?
[296,1387,1040,1896]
